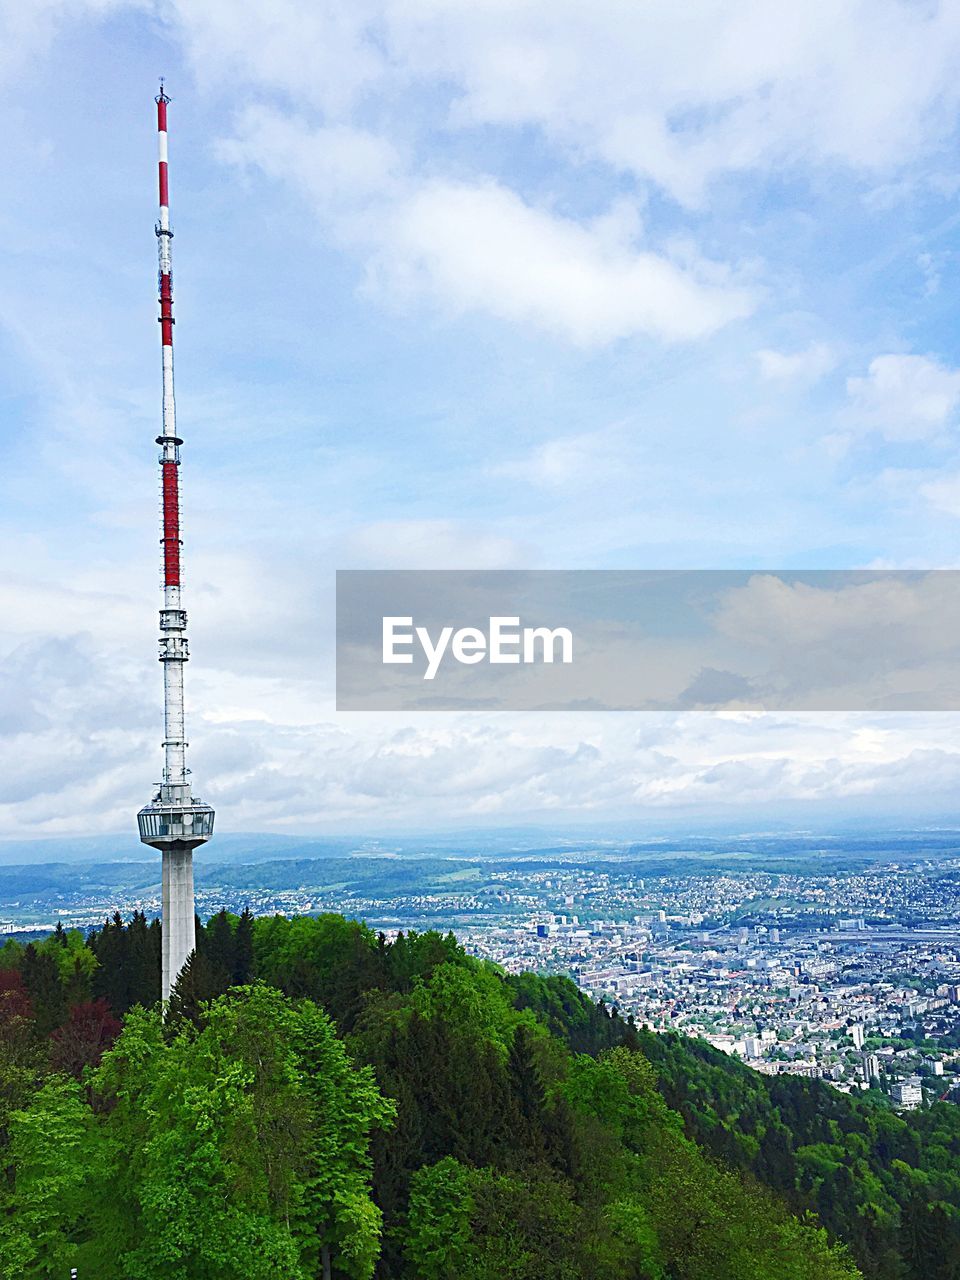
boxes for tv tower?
[137,84,214,1002]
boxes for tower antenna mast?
[138,83,214,1003]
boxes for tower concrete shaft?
[137,85,214,1003]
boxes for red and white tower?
[137,84,214,1002]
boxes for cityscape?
[6,831,960,1113]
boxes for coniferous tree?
[166,948,221,1028]
[147,917,162,989]
[848,1205,903,1280]
[91,913,130,1014]
[21,944,65,1037]
[204,910,236,992]
[234,906,255,984]
[900,1192,941,1280]
[62,953,93,1009]
[757,1122,796,1191]
[127,911,160,1008]
[507,1022,548,1161]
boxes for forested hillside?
[0,912,953,1277]
[636,1028,960,1279]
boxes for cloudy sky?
[4,1,960,843]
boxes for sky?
[4,0,960,843]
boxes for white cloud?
[492,426,629,490]
[400,0,960,206]
[704,573,960,710]
[164,0,385,117]
[160,0,960,206]
[921,472,960,518]
[7,691,960,836]
[376,180,756,344]
[166,2,960,207]
[216,107,403,211]
[219,109,757,345]
[8,3,960,838]
[713,572,960,659]
[757,342,837,384]
[0,0,138,78]
[847,354,960,441]
[345,519,526,568]
[146,4,960,343]
[9,3,960,354]
[917,252,941,298]
[181,2,960,340]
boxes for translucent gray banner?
[335,570,960,711]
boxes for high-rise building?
[136,86,215,1002]
[891,1080,923,1110]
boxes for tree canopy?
[3,909,948,1277]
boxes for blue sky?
[4,1,960,841]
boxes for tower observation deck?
[137,85,214,1002]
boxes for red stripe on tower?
[160,271,173,346]
[161,461,181,586]
[157,94,169,208]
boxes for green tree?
[0,1076,94,1279]
[91,912,130,1013]
[166,947,221,1027]
[86,984,393,1279]
[20,944,65,1036]
[290,997,396,1278]
[234,906,256,983]
[0,910,907,1280]
[202,909,236,992]
[126,911,160,1007]
[410,960,519,1057]
[462,1166,587,1280]
[404,1156,474,1279]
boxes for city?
[5,834,960,1112]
